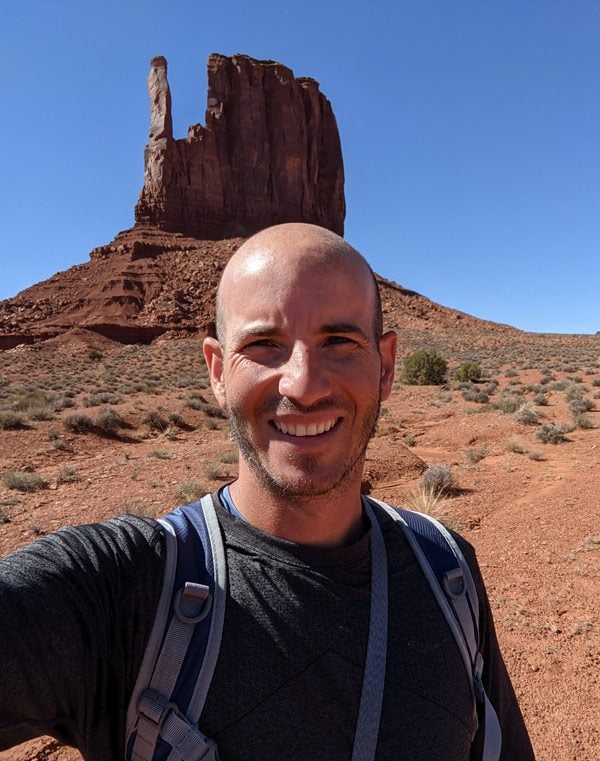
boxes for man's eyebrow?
[231,323,280,342]
[319,323,370,341]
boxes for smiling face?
[204,224,396,503]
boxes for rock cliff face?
[134,54,345,238]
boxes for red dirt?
[0,335,599,760]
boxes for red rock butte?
[135,54,346,238]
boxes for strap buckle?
[442,567,466,598]
[473,651,485,702]
[174,582,212,624]
[138,689,177,731]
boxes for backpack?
[124,493,502,761]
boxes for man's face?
[204,249,396,501]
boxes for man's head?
[204,222,396,501]
[215,224,384,346]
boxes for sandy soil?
[0,339,599,760]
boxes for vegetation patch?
[402,350,447,386]
[1,470,47,492]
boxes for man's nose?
[278,343,332,406]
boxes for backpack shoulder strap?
[367,498,502,761]
[125,494,227,761]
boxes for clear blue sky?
[1,0,599,334]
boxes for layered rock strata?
[134,54,345,238]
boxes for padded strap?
[350,500,389,761]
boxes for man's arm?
[0,517,165,758]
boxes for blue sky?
[1,0,599,334]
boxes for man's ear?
[379,330,397,401]
[203,337,226,410]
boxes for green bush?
[402,350,447,386]
[455,362,482,383]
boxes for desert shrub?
[168,412,185,428]
[95,407,124,435]
[573,412,594,429]
[84,392,121,407]
[507,437,527,454]
[402,350,447,386]
[52,394,76,411]
[64,413,95,433]
[27,404,55,421]
[175,481,206,504]
[421,464,454,495]
[454,362,482,383]
[482,380,498,395]
[1,470,46,492]
[150,448,174,460]
[528,450,544,461]
[462,387,489,404]
[514,404,539,425]
[13,390,49,412]
[405,487,459,531]
[464,446,487,465]
[219,451,239,464]
[57,464,80,484]
[142,410,169,432]
[0,411,30,430]
[532,393,548,406]
[565,384,584,402]
[549,380,567,391]
[591,378,600,387]
[491,394,522,414]
[403,434,416,447]
[504,369,518,378]
[569,397,595,414]
[88,349,103,361]
[204,463,222,480]
[186,394,226,419]
[48,429,71,451]
[535,424,567,444]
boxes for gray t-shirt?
[0,497,535,760]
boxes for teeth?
[274,418,337,437]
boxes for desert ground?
[0,331,599,760]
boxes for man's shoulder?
[1,514,167,593]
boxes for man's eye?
[325,336,354,346]
[246,339,276,348]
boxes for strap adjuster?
[138,689,176,730]
[473,651,485,702]
[442,567,466,598]
[174,582,212,624]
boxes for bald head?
[216,223,383,345]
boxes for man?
[0,223,535,760]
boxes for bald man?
[0,224,535,761]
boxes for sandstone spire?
[135,54,345,238]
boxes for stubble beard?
[224,392,382,502]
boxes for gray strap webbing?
[483,692,502,761]
[350,500,388,761]
[372,499,502,761]
[185,495,228,723]
[129,496,228,761]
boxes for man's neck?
[228,469,365,549]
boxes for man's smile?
[271,417,341,437]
